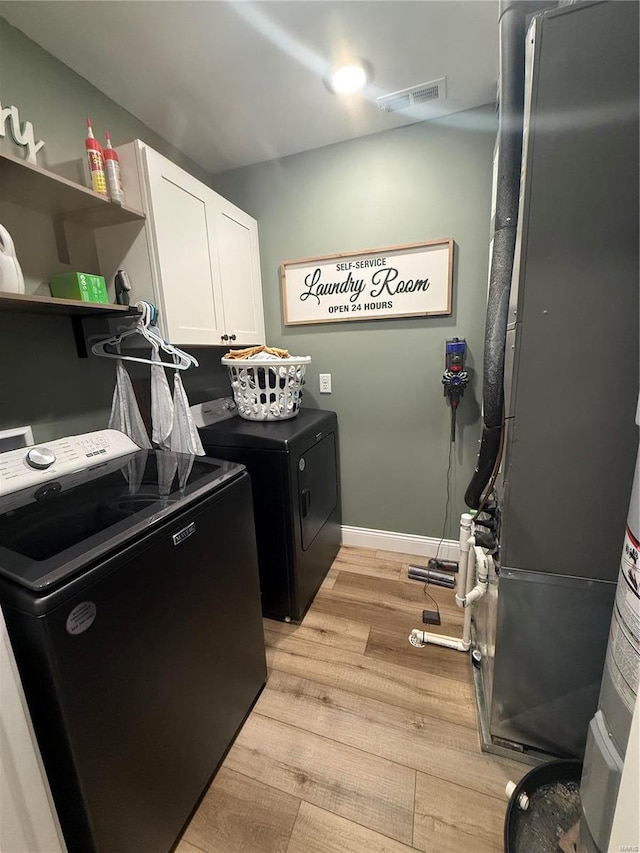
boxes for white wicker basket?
[222,356,311,421]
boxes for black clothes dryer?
[198,408,341,622]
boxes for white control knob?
[26,447,57,470]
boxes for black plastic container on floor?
[198,408,342,622]
[504,759,583,853]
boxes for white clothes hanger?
[91,301,199,370]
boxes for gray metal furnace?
[473,1,639,760]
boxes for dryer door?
[297,433,338,551]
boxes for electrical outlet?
[319,373,332,394]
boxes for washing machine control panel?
[0,430,140,497]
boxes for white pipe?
[408,511,477,653]
[465,587,486,606]
[505,780,530,810]
[464,546,490,606]
[461,540,476,646]
[409,512,492,654]
[409,629,470,652]
[475,546,489,583]
[455,513,474,608]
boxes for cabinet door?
[212,197,266,345]
[143,148,225,345]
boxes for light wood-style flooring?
[177,545,526,853]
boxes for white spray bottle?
[103,131,124,205]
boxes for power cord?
[421,584,441,626]
[426,429,460,626]
[435,436,454,562]
[417,422,457,629]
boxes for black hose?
[465,0,546,509]
[465,426,503,509]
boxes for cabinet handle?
[221,334,229,342]
[229,334,237,341]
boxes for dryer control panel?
[0,430,140,497]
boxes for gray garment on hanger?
[170,370,205,456]
[108,360,152,449]
[150,343,174,450]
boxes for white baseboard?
[340,525,459,562]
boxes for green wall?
[0,16,229,441]
[1,15,496,539]
[0,16,209,182]
[212,108,496,537]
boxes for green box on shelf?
[49,272,109,304]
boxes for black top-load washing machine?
[0,430,266,853]
[197,407,341,622]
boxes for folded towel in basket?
[223,345,290,359]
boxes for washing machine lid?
[197,406,337,451]
[0,449,244,592]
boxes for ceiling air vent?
[377,77,446,114]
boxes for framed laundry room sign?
[280,238,453,326]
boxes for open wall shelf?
[0,150,145,227]
[0,291,139,318]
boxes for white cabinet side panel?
[0,612,66,853]
[94,221,158,315]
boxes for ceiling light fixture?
[326,60,373,95]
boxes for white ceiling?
[0,1,499,174]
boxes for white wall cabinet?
[101,140,265,347]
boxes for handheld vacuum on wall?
[407,336,498,651]
[442,337,468,443]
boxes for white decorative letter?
[0,101,45,163]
